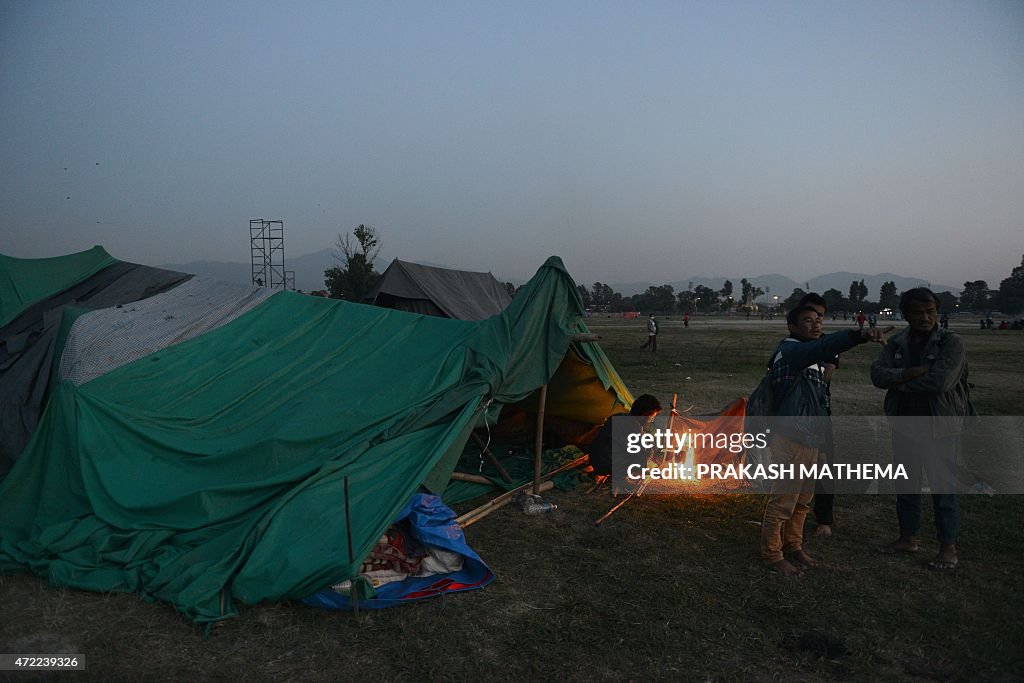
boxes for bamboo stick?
[593,492,635,526]
[455,454,590,527]
[571,333,602,343]
[344,475,360,619]
[533,384,548,495]
[450,471,494,485]
[459,480,554,528]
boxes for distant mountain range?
[162,249,373,293]
[161,251,960,301]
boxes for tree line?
[322,226,1024,316]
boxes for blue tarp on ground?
[302,494,493,610]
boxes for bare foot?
[767,559,802,577]
[880,537,920,554]
[787,549,817,567]
[815,524,833,538]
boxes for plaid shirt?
[768,339,830,417]
[766,331,864,444]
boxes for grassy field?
[2,317,1022,681]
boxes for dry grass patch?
[1,317,1022,681]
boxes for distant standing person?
[868,313,877,329]
[639,314,658,351]
[856,312,866,329]
[683,312,690,328]
[940,312,949,329]
[871,288,974,572]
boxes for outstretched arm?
[783,327,889,371]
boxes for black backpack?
[744,360,800,466]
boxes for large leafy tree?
[849,279,868,304]
[936,291,959,313]
[590,282,626,311]
[676,290,692,312]
[822,288,846,312]
[783,287,807,311]
[635,284,676,313]
[692,285,719,313]
[324,224,381,300]
[996,255,1024,314]
[576,284,591,308]
[879,281,898,310]
[959,280,990,312]
[719,279,733,310]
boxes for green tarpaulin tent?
[0,249,630,623]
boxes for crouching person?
[588,394,662,492]
[760,305,888,576]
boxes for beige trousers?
[760,435,818,564]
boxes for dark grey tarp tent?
[0,248,190,475]
[364,259,512,320]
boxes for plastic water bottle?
[970,482,996,496]
[522,499,557,515]
[516,492,540,509]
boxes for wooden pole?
[449,472,494,485]
[533,384,548,495]
[470,432,514,483]
[344,476,360,618]
[571,332,602,343]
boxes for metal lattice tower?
[250,219,286,289]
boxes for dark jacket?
[768,330,866,446]
[589,413,652,476]
[870,326,975,435]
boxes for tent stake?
[344,475,361,620]
[344,476,354,565]
[533,384,548,495]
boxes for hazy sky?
[2,1,1022,287]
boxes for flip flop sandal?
[927,558,959,572]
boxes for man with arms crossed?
[871,288,973,571]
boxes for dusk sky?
[1,1,1022,288]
